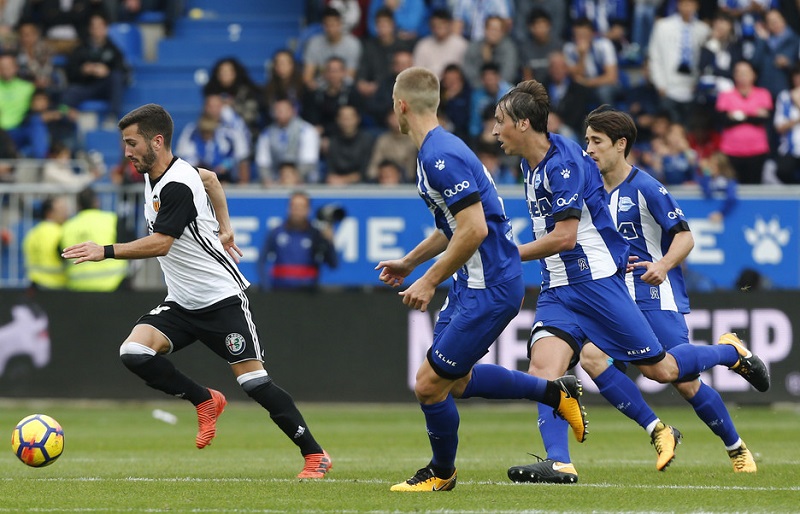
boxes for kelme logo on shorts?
[225,333,246,355]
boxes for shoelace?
[303,453,331,473]
[729,448,749,471]
[406,467,434,485]
[651,425,671,453]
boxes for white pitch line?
[0,476,798,492]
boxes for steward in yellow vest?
[61,188,128,291]
[23,196,69,289]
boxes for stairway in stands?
[85,0,303,174]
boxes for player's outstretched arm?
[398,203,487,312]
[62,233,175,263]
[198,167,242,262]
[375,229,449,288]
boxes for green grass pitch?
[1,400,798,513]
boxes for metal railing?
[0,180,164,290]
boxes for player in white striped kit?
[62,104,332,479]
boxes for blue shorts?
[532,273,664,364]
[429,276,525,379]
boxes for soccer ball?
[11,414,64,467]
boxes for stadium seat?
[108,23,143,64]
[84,129,122,170]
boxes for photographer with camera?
[258,191,339,291]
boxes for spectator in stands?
[30,88,79,156]
[375,158,405,185]
[367,48,413,124]
[647,0,710,123]
[475,138,518,184]
[366,0,426,41]
[366,109,418,183]
[468,62,512,140]
[462,15,518,88]
[324,104,374,185]
[635,109,671,175]
[773,64,800,184]
[563,17,619,107]
[651,121,699,185]
[412,9,468,79]
[570,0,631,36]
[356,7,414,120]
[697,12,739,112]
[263,49,306,115]
[60,186,128,292]
[630,0,664,61]
[0,52,47,159]
[114,0,181,36]
[61,13,128,122]
[439,63,471,142]
[621,58,660,140]
[258,190,337,291]
[176,114,239,183]
[328,0,363,36]
[513,0,566,48]
[686,108,721,162]
[187,93,251,183]
[452,0,511,41]
[302,56,360,141]
[22,0,108,54]
[750,9,799,100]
[0,0,24,49]
[23,195,69,290]
[302,6,362,89]
[203,57,263,141]
[519,8,563,83]
[716,60,773,184]
[255,97,320,184]
[42,141,101,186]
[698,151,739,223]
[14,20,55,93]
[544,50,592,136]
[275,161,303,186]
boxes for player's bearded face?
[132,142,158,174]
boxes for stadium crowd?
[1,0,800,193]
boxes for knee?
[579,344,610,377]
[672,379,700,400]
[639,364,676,384]
[119,341,156,368]
[238,369,272,396]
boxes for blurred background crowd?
[1,0,799,195]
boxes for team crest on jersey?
[225,333,246,355]
[152,194,161,212]
[561,168,571,179]
[618,196,635,212]
[435,159,445,170]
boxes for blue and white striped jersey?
[416,126,521,289]
[523,133,628,290]
[607,166,690,313]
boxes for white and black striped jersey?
[143,157,249,309]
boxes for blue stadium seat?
[184,0,301,16]
[78,100,111,120]
[172,18,300,41]
[108,23,143,64]
[84,129,122,169]
[157,38,279,68]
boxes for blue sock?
[687,382,740,447]
[594,365,658,430]
[420,396,459,474]
[669,345,739,378]
[460,364,549,401]
[538,403,570,463]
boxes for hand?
[218,230,242,263]
[398,278,436,312]
[62,241,104,264]
[630,259,669,285]
[375,259,413,288]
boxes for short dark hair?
[321,6,342,19]
[430,9,453,21]
[527,8,551,25]
[584,105,637,157]
[375,7,395,22]
[118,103,174,148]
[77,187,97,211]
